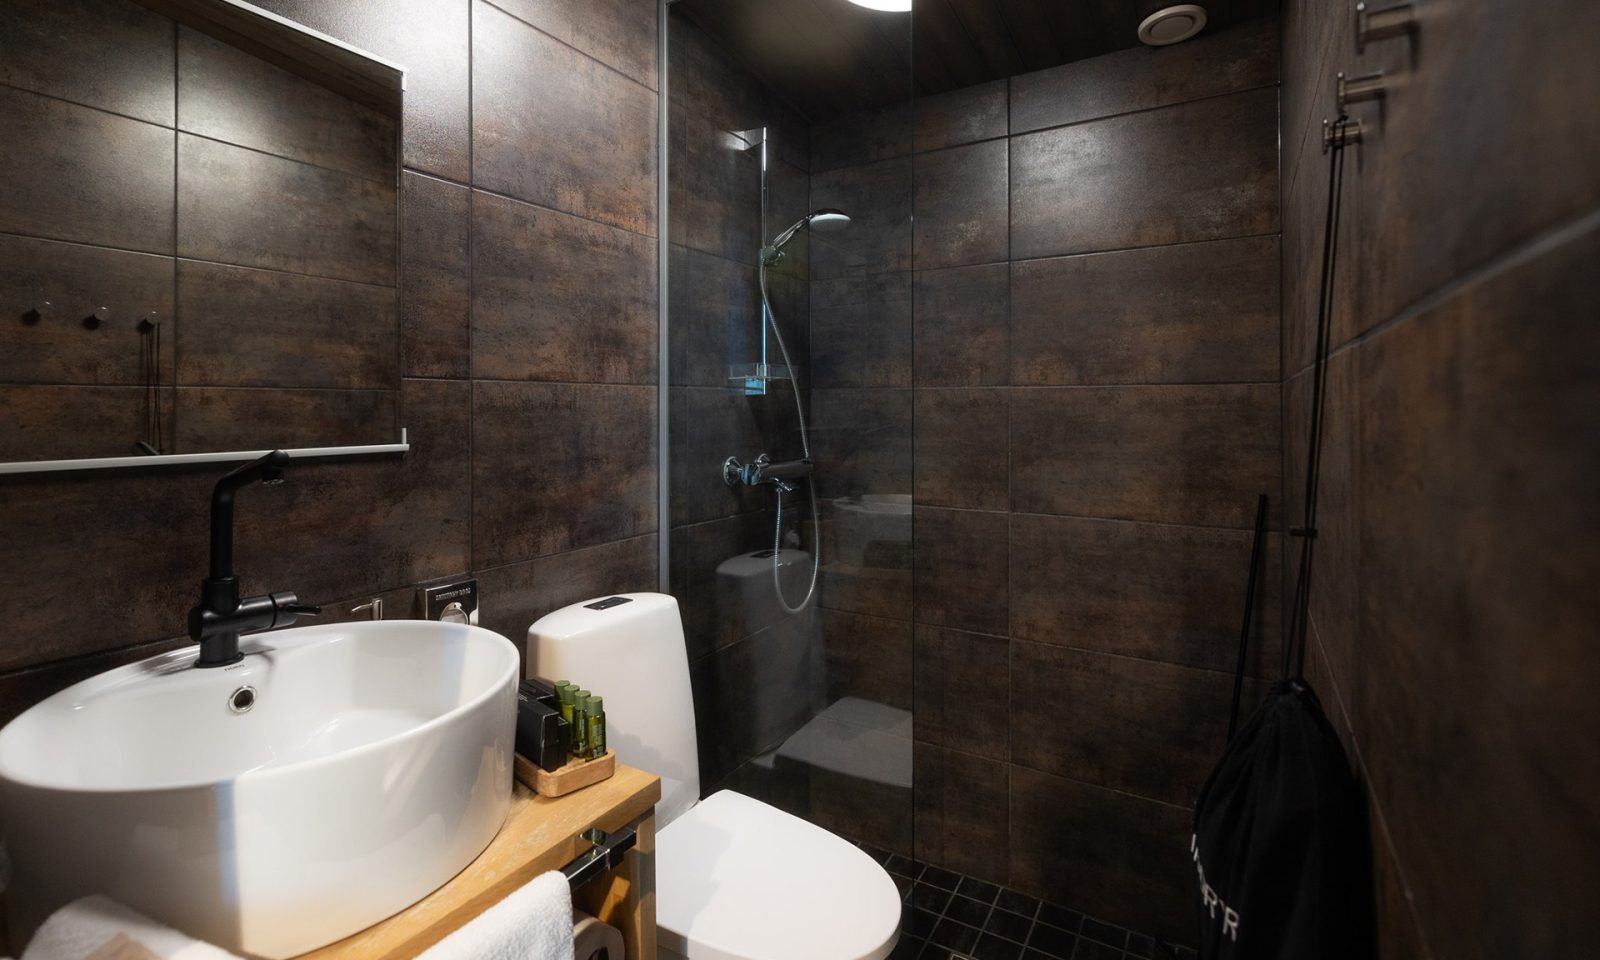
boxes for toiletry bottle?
[588,696,606,759]
[574,690,593,759]
[557,683,576,752]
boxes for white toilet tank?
[527,593,701,827]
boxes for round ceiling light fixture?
[1138,4,1208,45]
[846,0,912,11]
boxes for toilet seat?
[656,790,902,960]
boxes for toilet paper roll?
[572,910,625,960]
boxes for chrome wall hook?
[82,305,108,330]
[1336,71,1387,111]
[1355,1,1417,54]
[1323,117,1364,152]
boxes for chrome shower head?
[763,208,852,265]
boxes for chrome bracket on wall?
[1322,117,1364,152]
[0,428,410,476]
[1355,1,1417,54]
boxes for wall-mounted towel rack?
[0,428,410,476]
[563,825,637,891]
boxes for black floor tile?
[971,933,1026,960]
[957,876,1002,903]
[1026,921,1078,960]
[944,894,993,928]
[984,907,1034,944]
[929,918,981,953]
[1023,951,1059,960]
[906,907,941,938]
[995,888,1041,918]
[1036,902,1083,933]
[909,881,954,913]
[887,854,924,877]
[1080,918,1128,949]
[921,865,963,890]
[893,872,915,896]
[891,934,928,960]
[861,842,893,864]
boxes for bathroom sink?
[0,621,520,958]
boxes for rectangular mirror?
[0,0,404,469]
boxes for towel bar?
[562,825,637,891]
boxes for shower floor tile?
[862,846,1198,960]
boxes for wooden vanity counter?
[298,763,660,960]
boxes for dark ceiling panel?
[674,0,1278,122]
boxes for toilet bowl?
[528,593,901,960]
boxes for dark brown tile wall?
[1,0,662,719]
[810,17,1282,941]
[1279,1,1600,955]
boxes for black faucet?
[187,450,320,668]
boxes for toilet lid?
[656,790,902,960]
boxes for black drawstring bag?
[1191,120,1373,959]
[1191,679,1372,958]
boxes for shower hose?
[758,262,820,614]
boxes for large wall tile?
[914,626,1008,760]
[819,501,912,623]
[916,744,1009,885]
[1354,224,1600,960]
[821,609,912,710]
[173,387,396,450]
[668,245,760,388]
[0,86,174,253]
[0,385,151,461]
[811,101,912,173]
[913,263,1008,387]
[915,80,1007,153]
[490,0,658,90]
[473,2,656,236]
[176,26,396,183]
[1010,236,1280,385]
[472,381,656,569]
[810,273,913,389]
[1011,513,1281,676]
[675,110,761,263]
[0,235,174,385]
[399,172,470,379]
[1010,17,1278,134]
[176,261,397,389]
[810,388,913,501]
[177,134,396,285]
[1009,767,1193,943]
[1010,641,1237,806]
[810,157,913,278]
[914,139,1008,270]
[914,388,1008,511]
[472,191,656,383]
[1011,384,1280,528]
[250,0,471,180]
[1011,87,1278,259]
[0,0,175,124]
[912,507,1008,636]
[478,534,658,667]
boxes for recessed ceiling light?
[1138,4,1208,45]
[847,0,912,11]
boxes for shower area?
[664,0,1282,952]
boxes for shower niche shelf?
[729,362,794,395]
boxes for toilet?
[528,593,902,960]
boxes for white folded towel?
[15,896,242,960]
[417,870,573,960]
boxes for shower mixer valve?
[723,453,813,493]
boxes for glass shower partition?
[663,0,916,858]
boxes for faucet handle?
[268,591,321,625]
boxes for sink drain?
[228,685,257,714]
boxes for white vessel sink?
[0,621,520,958]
